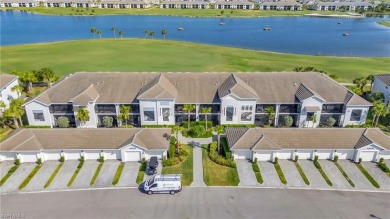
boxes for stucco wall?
[298,96,323,128]
[342,106,369,127]
[372,78,390,106]
[0,79,20,109]
[25,101,53,127]
[220,95,256,124]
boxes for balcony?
[49,104,73,114]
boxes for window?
[95,105,116,113]
[241,105,253,121]
[350,109,362,121]
[143,107,155,121]
[226,106,234,121]
[307,112,314,120]
[162,108,170,121]
[33,110,45,121]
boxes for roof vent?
[293,82,297,86]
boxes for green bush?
[0,165,19,186]
[379,157,384,164]
[80,156,85,162]
[252,158,263,184]
[102,116,113,128]
[334,162,355,187]
[57,116,70,128]
[314,155,319,162]
[189,125,205,136]
[326,117,336,127]
[314,160,333,186]
[294,155,298,162]
[356,163,380,188]
[358,158,362,164]
[274,157,278,164]
[112,163,125,185]
[333,155,339,162]
[15,159,21,165]
[274,163,287,185]
[221,138,232,159]
[60,156,65,162]
[179,149,189,156]
[19,164,42,190]
[169,137,176,158]
[136,159,147,185]
[283,115,293,127]
[210,142,218,153]
[37,158,42,165]
[44,163,63,189]
[208,144,236,168]
[182,121,213,128]
[90,162,104,186]
[119,125,134,128]
[295,162,310,185]
[378,162,389,173]
[222,124,256,128]
[99,155,105,163]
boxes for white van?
[143,174,182,195]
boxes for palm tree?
[183,104,196,129]
[4,99,24,129]
[265,106,275,126]
[366,75,375,92]
[375,104,389,127]
[161,29,167,40]
[111,26,116,38]
[172,125,180,154]
[118,30,123,38]
[352,77,367,94]
[149,31,154,39]
[39,67,58,87]
[200,107,211,131]
[75,107,90,128]
[90,27,97,38]
[118,105,131,126]
[311,114,317,128]
[371,100,388,127]
[214,125,224,153]
[144,30,149,39]
[0,101,6,129]
[220,10,224,16]
[97,30,102,39]
[19,71,37,93]
[11,85,24,97]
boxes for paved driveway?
[298,160,329,189]
[385,159,390,167]
[70,161,100,189]
[46,161,78,190]
[337,160,375,191]
[1,163,36,194]
[143,159,162,182]
[318,160,352,190]
[0,161,14,180]
[236,160,259,187]
[94,160,120,188]
[116,162,140,187]
[278,160,307,188]
[361,162,390,191]
[24,161,59,191]
[258,161,283,187]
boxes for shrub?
[252,162,260,173]
[283,116,293,127]
[333,155,339,162]
[23,125,51,128]
[57,116,70,128]
[379,157,384,164]
[314,155,319,162]
[169,140,175,158]
[120,125,134,128]
[99,155,105,163]
[189,125,205,137]
[274,157,278,164]
[358,158,362,164]
[60,156,65,162]
[112,163,125,186]
[221,138,232,159]
[37,158,42,165]
[182,121,212,129]
[294,155,298,162]
[15,159,21,165]
[179,149,189,156]
[80,156,85,162]
[356,163,380,188]
[102,116,113,128]
[178,155,186,162]
[326,117,336,127]
[378,162,389,173]
[210,142,218,154]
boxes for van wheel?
[170,190,175,195]
[147,191,152,195]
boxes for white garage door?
[297,150,312,160]
[255,151,273,161]
[125,151,141,162]
[360,151,377,162]
[65,152,81,160]
[337,150,354,160]
[104,151,121,160]
[277,151,293,160]
[233,150,252,160]
[44,152,61,161]
[84,151,100,160]
[316,150,332,160]
[1,152,16,161]
[21,153,38,163]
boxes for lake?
[1,10,389,57]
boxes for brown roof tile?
[375,74,390,87]
[0,74,18,90]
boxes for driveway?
[143,159,162,182]
[278,160,307,188]
[1,163,36,194]
[337,160,375,191]
[94,160,120,188]
[361,162,390,191]
[46,161,78,190]
[236,159,259,187]
[318,160,352,190]
[298,160,329,189]
[70,161,100,189]
[257,161,283,187]
[24,161,59,191]
[116,162,140,187]
[0,161,14,180]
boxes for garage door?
[278,151,293,160]
[65,152,81,160]
[0,152,16,161]
[360,151,377,162]
[104,151,121,160]
[255,151,273,161]
[297,150,312,160]
[44,152,61,161]
[125,151,141,162]
[84,151,100,160]
[21,153,38,163]
[316,150,332,160]
[233,150,252,160]
[337,150,354,160]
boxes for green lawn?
[0,126,14,141]
[1,39,388,82]
[202,147,239,186]
[162,145,193,186]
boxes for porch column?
[274,104,280,127]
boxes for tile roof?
[0,128,171,151]
[295,83,324,102]
[218,74,259,99]
[375,74,390,87]
[138,74,177,99]
[0,74,18,90]
[70,85,99,105]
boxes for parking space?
[318,160,352,190]
[117,162,140,187]
[47,161,79,190]
[361,162,390,191]
[258,161,283,187]
[298,160,329,189]
[236,160,259,187]
[143,160,162,182]
[1,163,36,194]
[24,161,60,191]
[337,160,375,190]
[94,160,120,188]
[278,160,307,188]
[0,161,14,180]
[70,161,100,189]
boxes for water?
[1,10,389,57]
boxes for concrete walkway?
[177,132,213,145]
[191,146,206,187]
[236,159,259,187]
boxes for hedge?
[67,160,84,187]
[163,149,189,167]
[208,142,236,168]
[295,162,310,185]
[252,158,263,184]
[356,163,380,188]
[24,125,51,128]
[136,159,147,185]
[44,163,64,189]
[112,163,125,185]
[168,137,176,159]
[0,165,19,186]
[90,162,104,186]
[19,164,42,190]
[313,160,333,186]
[221,137,232,159]
[182,121,213,129]
[274,163,287,185]
[222,124,256,128]
[334,162,355,187]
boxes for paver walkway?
[70,161,100,189]
[318,160,352,190]
[361,162,390,191]
[337,160,375,191]
[94,160,120,188]
[298,160,329,189]
[117,162,140,187]
[24,161,59,191]
[258,161,283,187]
[47,161,78,190]
[177,132,213,145]
[191,145,206,187]
[236,159,258,187]
[1,163,36,194]
[278,160,307,188]
[0,161,14,180]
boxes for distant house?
[308,1,374,11]
[0,74,20,110]
[160,0,209,9]
[97,0,151,8]
[215,0,254,9]
[0,0,38,7]
[372,74,390,107]
[260,0,302,10]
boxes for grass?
[313,161,333,186]
[295,162,310,185]
[377,21,390,27]
[19,164,42,190]
[0,165,19,186]
[356,163,380,188]
[112,163,125,185]
[1,39,389,82]
[43,162,64,189]
[4,7,351,17]
[162,145,193,186]
[90,162,104,186]
[67,160,84,187]
[136,159,147,185]
[251,160,263,184]
[274,163,287,185]
[334,161,355,187]
[0,126,14,141]
[202,146,239,186]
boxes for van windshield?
[148,177,154,185]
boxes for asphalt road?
[1,188,389,219]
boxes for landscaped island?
[377,20,390,27]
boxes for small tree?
[111,26,116,38]
[352,77,367,94]
[326,117,336,127]
[161,29,167,40]
[149,31,155,39]
[57,116,70,128]
[214,125,224,153]
[37,67,59,87]
[0,101,6,129]
[144,30,149,39]
[220,10,224,16]
[97,30,102,39]
[369,92,384,102]
[75,107,90,128]
[90,27,97,38]
[283,115,293,127]
[118,30,123,38]
[102,116,113,128]
[200,107,212,131]
[183,104,196,129]
[118,105,131,126]
[265,106,275,126]
[172,125,180,154]
[366,74,374,92]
